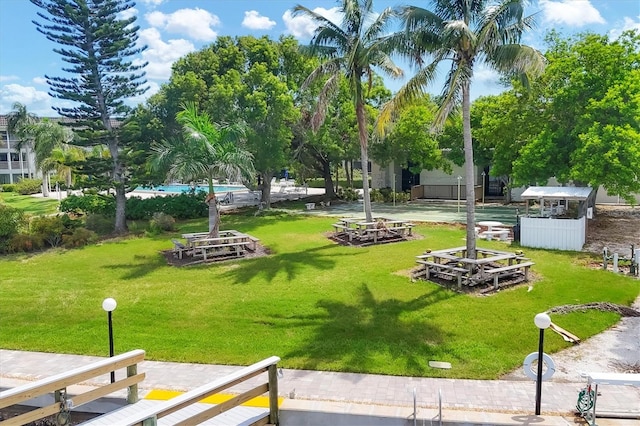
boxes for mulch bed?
[326,231,422,247]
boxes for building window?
[10,152,20,162]
[0,153,7,161]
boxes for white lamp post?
[456,175,462,213]
[534,312,551,415]
[481,171,486,209]
[102,297,117,383]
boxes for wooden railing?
[0,349,145,426]
[105,356,281,426]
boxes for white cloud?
[118,7,138,21]
[283,7,342,39]
[137,27,195,80]
[242,11,276,30]
[0,75,19,83]
[145,8,220,41]
[32,77,47,85]
[609,15,640,40]
[474,64,501,83]
[0,84,53,115]
[139,0,164,6]
[539,0,605,27]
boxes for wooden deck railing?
[110,356,281,426]
[0,349,145,426]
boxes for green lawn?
[0,192,60,215]
[1,211,638,379]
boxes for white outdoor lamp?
[534,312,551,415]
[102,297,117,383]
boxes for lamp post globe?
[534,312,551,329]
[102,297,117,312]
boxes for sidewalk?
[2,349,639,423]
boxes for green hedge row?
[60,192,209,220]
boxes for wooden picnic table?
[331,218,414,244]
[177,230,260,260]
[415,247,533,289]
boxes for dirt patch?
[583,205,640,256]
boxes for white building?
[0,115,37,184]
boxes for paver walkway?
[2,349,639,422]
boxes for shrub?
[63,228,98,248]
[1,184,16,192]
[338,187,360,202]
[7,233,44,253]
[369,187,410,203]
[369,189,384,203]
[30,215,67,247]
[149,212,175,233]
[0,205,28,253]
[60,194,115,216]
[126,192,208,220]
[85,214,115,235]
[15,178,43,195]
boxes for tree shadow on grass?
[282,284,457,376]
[104,253,166,280]
[219,244,358,284]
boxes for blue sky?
[0,0,638,116]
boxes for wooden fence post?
[268,364,279,425]
[127,363,139,404]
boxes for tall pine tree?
[31,0,147,234]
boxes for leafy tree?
[372,96,449,175]
[31,0,147,234]
[380,0,544,258]
[512,31,640,202]
[150,35,306,207]
[292,0,403,222]
[294,74,390,198]
[150,103,254,237]
[470,87,542,202]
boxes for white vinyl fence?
[521,216,586,251]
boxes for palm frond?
[302,57,341,90]
[376,60,440,134]
[434,63,469,131]
[312,73,341,131]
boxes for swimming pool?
[134,184,246,193]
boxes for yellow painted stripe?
[144,389,283,407]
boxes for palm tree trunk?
[462,81,477,259]
[356,100,373,222]
[42,173,50,197]
[207,196,220,238]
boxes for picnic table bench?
[481,261,534,288]
[417,260,467,287]
[191,236,249,260]
[176,230,260,260]
[331,218,413,244]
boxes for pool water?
[135,184,246,193]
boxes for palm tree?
[6,102,38,181]
[151,103,254,237]
[381,0,544,258]
[292,0,403,222]
[24,118,75,196]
